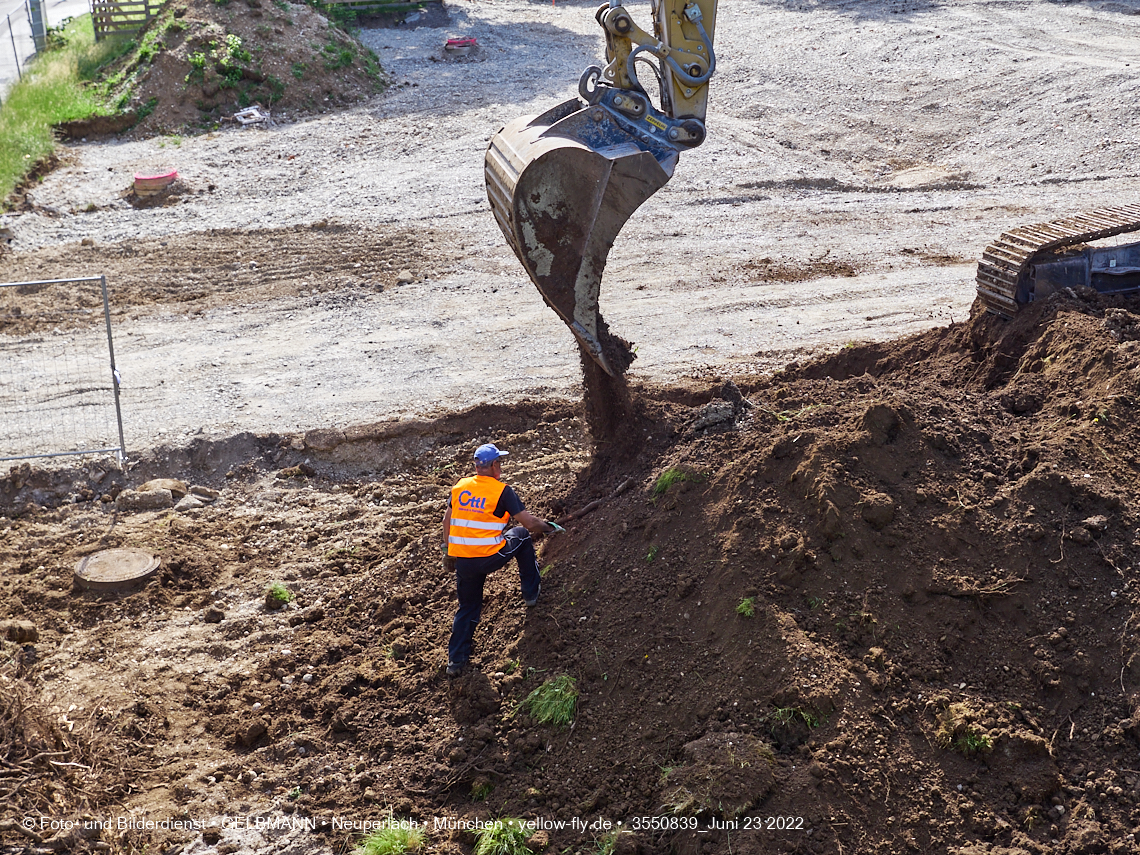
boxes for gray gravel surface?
[3,0,1140,459]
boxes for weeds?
[470,778,492,801]
[766,706,822,730]
[354,821,424,854]
[519,675,577,727]
[265,582,294,609]
[758,403,822,423]
[645,545,658,563]
[595,830,634,855]
[652,467,702,499]
[473,818,531,855]
[936,702,993,757]
[735,597,756,618]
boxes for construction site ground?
[4,0,1140,854]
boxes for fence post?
[99,274,128,463]
[26,0,46,53]
[7,13,21,79]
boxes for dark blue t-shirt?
[495,485,524,518]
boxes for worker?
[442,443,558,677]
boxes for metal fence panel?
[0,0,38,103]
[0,276,127,464]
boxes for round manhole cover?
[74,549,162,592]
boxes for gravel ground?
[2,0,1140,456]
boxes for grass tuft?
[735,596,756,618]
[473,819,531,855]
[652,467,690,498]
[520,675,577,727]
[354,820,424,855]
[264,581,294,609]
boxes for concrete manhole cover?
[74,548,162,592]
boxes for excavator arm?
[485,0,718,376]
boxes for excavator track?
[976,204,1140,318]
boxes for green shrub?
[735,597,755,618]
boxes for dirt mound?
[4,290,1140,853]
[96,0,386,137]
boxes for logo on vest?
[458,490,488,510]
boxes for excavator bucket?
[485,98,678,377]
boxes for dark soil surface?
[4,287,1140,855]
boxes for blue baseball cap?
[474,443,509,465]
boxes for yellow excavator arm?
[485,0,718,377]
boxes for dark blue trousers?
[447,526,541,666]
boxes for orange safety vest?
[448,476,509,558]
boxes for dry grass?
[0,665,143,846]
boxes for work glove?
[441,544,456,573]
[544,520,565,534]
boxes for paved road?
[0,0,95,101]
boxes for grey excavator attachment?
[485,98,678,377]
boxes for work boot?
[524,583,540,608]
[446,661,464,677]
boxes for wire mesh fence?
[0,0,42,105]
[0,276,126,464]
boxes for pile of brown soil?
[3,289,1140,854]
[91,0,386,137]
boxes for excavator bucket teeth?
[485,99,677,376]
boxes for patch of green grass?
[0,14,114,204]
[766,706,822,729]
[540,563,553,577]
[322,40,355,70]
[936,702,993,757]
[265,582,294,608]
[473,819,531,855]
[354,821,424,855]
[594,830,634,855]
[735,596,756,618]
[520,675,577,727]
[652,467,688,497]
[760,403,822,423]
[135,96,158,120]
[291,60,308,79]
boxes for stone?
[395,269,414,284]
[203,607,225,624]
[116,488,173,511]
[4,619,38,643]
[190,485,220,501]
[175,495,205,511]
[139,478,188,499]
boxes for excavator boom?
[485,0,718,376]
